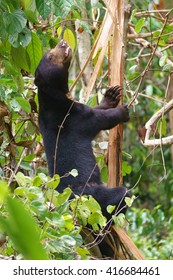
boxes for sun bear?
[35,40,130,219]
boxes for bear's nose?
[59,40,68,48]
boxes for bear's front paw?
[104,86,121,108]
[119,104,130,122]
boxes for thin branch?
[53,101,75,175]
[143,98,173,146]
[8,148,27,186]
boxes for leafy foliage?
[0,175,109,259]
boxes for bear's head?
[35,40,72,91]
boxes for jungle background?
[0,0,173,260]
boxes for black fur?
[35,40,130,219]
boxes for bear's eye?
[48,54,54,61]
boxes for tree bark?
[108,0,129,187]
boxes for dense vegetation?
[0,0,172,259]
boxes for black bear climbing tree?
[0,0,173,260]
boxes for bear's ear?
[34,69,43,86]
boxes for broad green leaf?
[18,27,31,47]
[30,200,47,216]
[0,17,7,40]
[47,174,60,189]
[3,10,27,35]
[24,10,39,24]
[84,196,101,213]
[0,196,49,260]
[15,172,32,187]
[60,235,76,246]
[9,28,31,48]
[14,187,26,196]
[88,212,106,230]
[9,99,21,112]
[32,176,43,187]
[63,28,76,51]
[35,0,51,20]
[54,0,75,17]
[15,97,31,113]
[20,0,33,10]
[135,18,145,33]
[54,188,71,207]
[26,32,42,74]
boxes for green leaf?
[88,212,106,230]
[125,195,136,207]
[63,28,76,51]
[101,166,108,183]
[159,54,168,67]
[84,196,101,213]
[0,181,9,206]
[0,196,49,260]
[61,235,76,247]
[54,188,72,207]
[14,187,26,196]
[3,10,27,35]
[69,169,78,177]
[54,0,76,18]
[135,18,145,33]
[15,97,31,113]
[24,10,39,24]
[47,174,60,189]
[163,63,172,72]
[158,117,167,136]
[32,176,43,187]
[122,161,132,176]
[107,205,116,214]
[9,27,31,48]
[20,0,33,10]
[15,172,32,187]
[129,65,138,74]
[122,151,132,159]
[146,84,153,96]
[35,0,51,20]
[26,32,43,74]
[18,28,31,47]
[0,16,7,40]
[131,8,137,21]
[113,213,126,227]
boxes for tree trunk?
[108,0,128,187]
